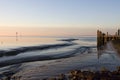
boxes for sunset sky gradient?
[0,0,120,36]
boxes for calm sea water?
[0,36,96,67]
[0,36,120,79]
[0,37,96,49]
[0,36,96,49]
[0,36,63,50]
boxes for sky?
[0,0,120,36]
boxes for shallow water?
[0,36,64,50]
[0,36,96,65]
[11,47,120,79]
[0,36,120,79]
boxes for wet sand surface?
[12,42,120,80]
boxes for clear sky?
[0,0,120,36]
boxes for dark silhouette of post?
[97,30,106,48]
[97,29,120,48]
[16,32,18,41]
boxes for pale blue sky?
[0,0,120,36]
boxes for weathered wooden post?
[97,30,101,47]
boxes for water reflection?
[97,47,106,59]
[97,39,120,70]
[0,37,63,49]
[16,36,18,42]
[1,41,3,45]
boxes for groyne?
[97,30,120,48]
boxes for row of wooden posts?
[97,30,120,47]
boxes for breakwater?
[97,30,120,48]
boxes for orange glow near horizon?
[0,27,97,37]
